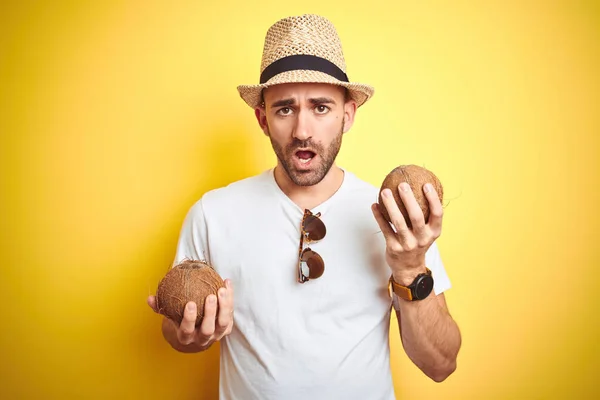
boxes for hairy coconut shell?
[378,164,444,229]
[155,259,225,326]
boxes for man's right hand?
[147,279,235,352]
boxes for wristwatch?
[389,268,434,301]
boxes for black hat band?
[259,54,349,84]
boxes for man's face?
[255,83,357,186]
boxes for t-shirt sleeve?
[425,240,452,295]
[173,198,210,266]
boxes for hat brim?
[237,70,374,109]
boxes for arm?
[393,282,461,381]
[151,198,235,353]
[372,181,462,382]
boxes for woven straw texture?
[237,14,374,108]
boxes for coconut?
[155,259,225,326]
[378,164,444,229]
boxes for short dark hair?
[343,87,352,102]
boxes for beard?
[268,122,344,187]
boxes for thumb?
[147,295,159,313]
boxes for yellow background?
[1,1,598,399]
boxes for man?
[148,13,461,399]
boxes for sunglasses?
[297,209,327,283]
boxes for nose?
[292,109,312,141]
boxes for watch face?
[415,275,434,300]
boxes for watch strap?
[389,268,432,301]
[389,276,413,301]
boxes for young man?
[148,14,461,399]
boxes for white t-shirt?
[174,168,451,400]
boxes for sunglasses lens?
[301,248,325,279]
[304,215,326,241]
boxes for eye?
[315,105,330,114]
[277,107,293,116]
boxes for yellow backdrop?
[1,1,598,399]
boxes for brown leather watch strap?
[389,276,413,301]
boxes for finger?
[147,295,159,313]
[177,301,198,345]
[371,203,398,242]
[397,182,426,237]
[380,188,410,240]
[424,183,443,234]
[199,294,218,340]
[215,285,233,337]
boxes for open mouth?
[295,150,316,164]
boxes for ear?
[342,99,357,133]
[254,106,269,136]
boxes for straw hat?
[237,14,374,109]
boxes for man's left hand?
[371,182,443,286]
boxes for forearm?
[395,292,461,382]
[161,317,207,353]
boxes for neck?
[273,163,344,210]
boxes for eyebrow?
[270,98,295,108]
[269,96,337,108]
[309,97,337,105]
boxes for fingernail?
[218,288,225,298]
[383,189,392,198]
[424,183,431,193]
[187,303,195,312]
[400,182,410,192]
[209,295,216,304]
